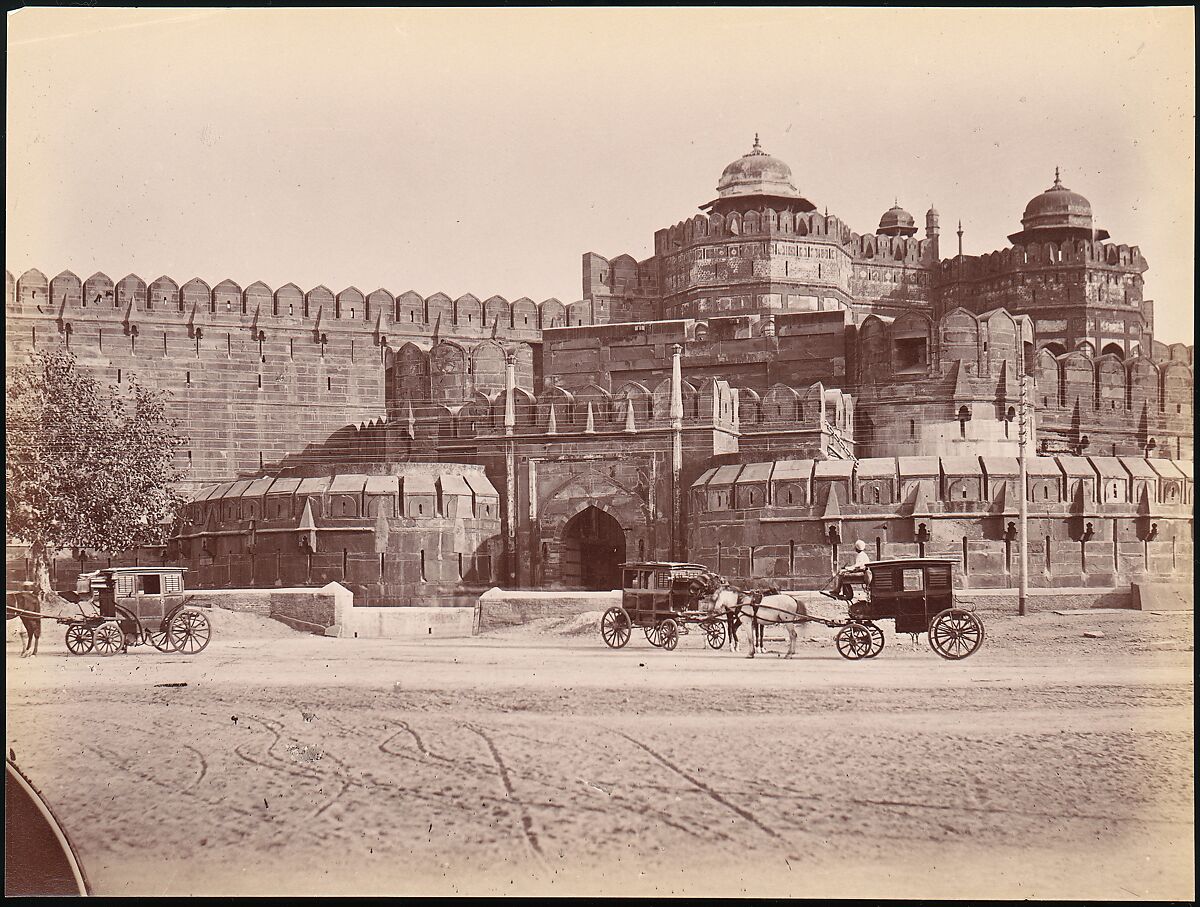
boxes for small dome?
[877,202,917,237]
[1008,169,1109,244]
[1020,169,1094,232]
[716,135,800,200]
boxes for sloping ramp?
[1132,583,1193,611]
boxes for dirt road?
[5,608,1193,898]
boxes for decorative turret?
[877,201,918,237]
[925,206,940,259]
[1007,168,1110,245]
[701,135,817,215]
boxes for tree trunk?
[29,540,54,613]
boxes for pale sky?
[6,7,1195,343]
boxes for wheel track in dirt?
[81,740,255,821]
[607,728,791,849]
[493,724,736,843]
[100,713,210,793]
[366,714,728,844]
[466,723,550,873]
[378,719,456,764]
[233,714,366,821]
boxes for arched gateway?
[560,506,625,590]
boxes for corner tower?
[653,137,859,320]
[936,169,1151,358]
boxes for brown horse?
[6,588,42,657]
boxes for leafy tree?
[6,349,186,605]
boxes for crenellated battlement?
[654,208,857,255]
[935,239,1148,283]
[5,268,574,337]
[847,231,933,265]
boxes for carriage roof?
[79,566,187,580]
[81,566,187,577]
[620,562,708,572]
[863,557,957,569]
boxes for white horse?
[695,578,806,659]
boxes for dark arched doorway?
[561,506,625,590]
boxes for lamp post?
[1018,371,1029,616]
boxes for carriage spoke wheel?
[65,625,94,655]
[600,607,631,649]
[659,619,679,652]
[928,609,984,660]
[91,622,125,656]
[643,625,664,647]
[169,610,212,655]
[835,623,873,660]
[704,619,727,650]
[147,621,174,652]
[863,622,885,658]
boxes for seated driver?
[823,540,872,601]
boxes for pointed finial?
[752,132,761,153]
[1053,166,1062,188]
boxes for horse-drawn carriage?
[599,562,729,651]
[61,567,211,656]
[823,557,985,660]
[600,557,985,661]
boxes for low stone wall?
[955,586,1133,614]
[329,599,474,639]
[180,585,347,633]
[474,588,622,633]
[1131,583,1193,611]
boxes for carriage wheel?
[704,619,727,650]
[91,622,125,656]
[659,619,679,652]
[169,610,212,655]
[835,623,873,660]
[643,625,663,647]
[147,621,174,652]
[65,625,94,655]
[863,622,885,658]
[600,607,631,649]
[928,609,985,660]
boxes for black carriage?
[61,567,211,656]
[827,557,984,661]
[599,562,727,651]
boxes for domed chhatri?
[1008,168,1110,244]
[877,201,918,237]
[715,134,801,200]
